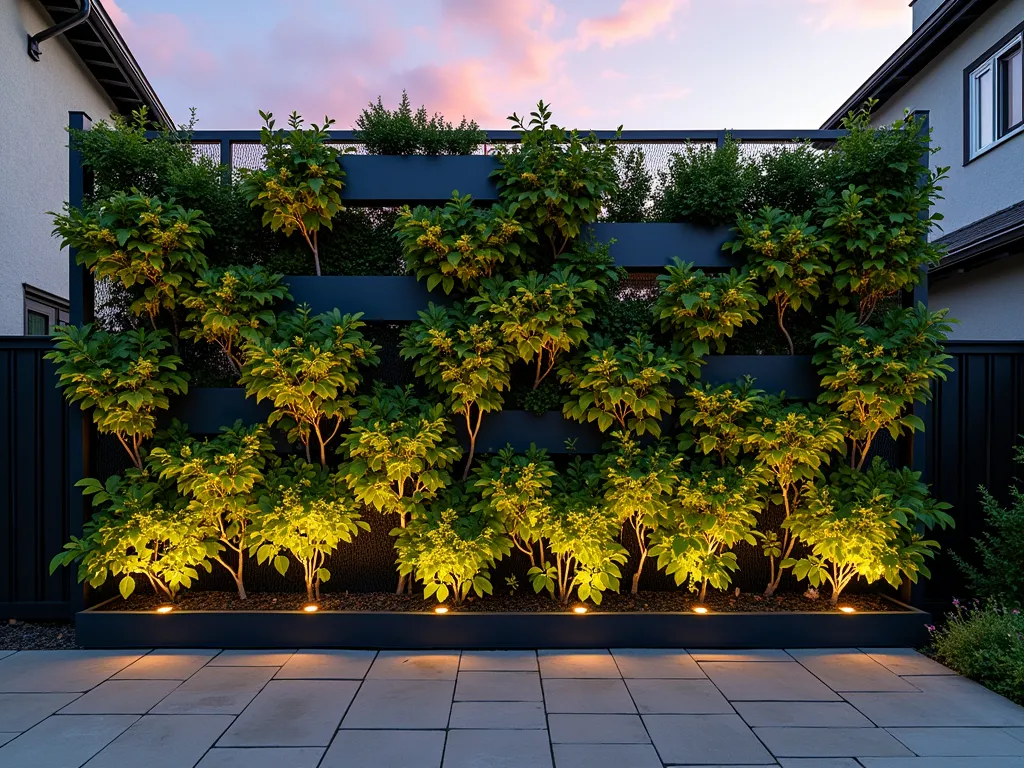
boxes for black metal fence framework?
[2,112,1010,620]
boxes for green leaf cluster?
[394,192,530,295]
[813,304,953,470]
[654,139,753,226]
[52,190,211,325]
[239,111,349,277]
[783,458,953,604]
[527,460,628,605]
[650,460,763,600]
[181,266,291,373]
[400,304,513,477]
[395,489,511,604]
[653,261,764,356]
[560,333,693,437]
[474,268,601,388]
[604,147,653,223]
[492,101,619,257]
[240,307,380,466]
[46,325,189,469]
[355,91,485,155]
[150,421,274,599]
[678,378,765,465]
[249,457,369,601]
[50,470,219,602]
[727,207,830,354]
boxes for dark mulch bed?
[0,620,80,650]
[97,590,905,614]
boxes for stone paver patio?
[0,647,1021,766]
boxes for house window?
[969,33,1024,158]
[23,285,69,336]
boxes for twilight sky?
[107,0,915,131]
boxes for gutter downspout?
[28,0,92,61]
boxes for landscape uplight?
[434,606,449,615]
[692,606,709,614]
[303,604,319,613]
[572,605,588,615]
[155,605,173,614]
[839,606,856,614]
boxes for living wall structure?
[43,100,960,645]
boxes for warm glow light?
[572,605,588,614]
[155,605,173,614]
[839,606,856,614]
[303,604,319,613]
[693,606,709,614]
[434,606,449,614]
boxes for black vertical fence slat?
[925,342,1024,606]
[0,339,71,619]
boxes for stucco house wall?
[0,0,116,335]
[932,260,1024,340]
[873,0,1024,235]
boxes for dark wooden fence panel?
[925,342,1024,605]
[0,338,71,619]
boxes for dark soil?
[98,590,905,614]
[0,620,80,650]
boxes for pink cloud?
[601,69,630,81]
[803,0,908,31]
[103,0,215,81]
[576,0,686,49]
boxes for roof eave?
[820,0,995,129]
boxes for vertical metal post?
[219,138,231,184]
[716,131,727,149]
[902,110,931,607]
[67,111,93,617]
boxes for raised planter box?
[76,597,930,650]
[341,155,499,204]
[287,276,441,321]
[702,355,818,399]
[588,222,735,269]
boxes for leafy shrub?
[250,457,368,601]
[651,460,763,601]
[678,378,765,466]
[340,384,463,592]
[181,266,291,374]
[954,445,1024,606]
[745,143,826,215]
[355,91,485,155]
[930,602,1024,706]
[241,307,380,466]
[50,469,218,601]
[528,459,627,605]
[47,325,189,469]
[473,268,601,388]
[818,107,948,321]
[727,208,830,354]
[52,191,211,327]
[259,207,405,276]
[395,489,511,604]
[239,111,349,277]
[492,101,619,257]
[784,458,953,605]
[604,147,652,223]
[560,333,693,437]
[653,261,764,356]
[401,303,512,478]
[747,398,846,595]
[150,421,273,600]
[654,139,752,226]
[813,305,952,470]
[600,434,680,593]
[394,193,529,294]
[473,445,556,568]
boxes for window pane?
[1000,45,1023,133]
[26,311,49,336]
[978,67,994,148]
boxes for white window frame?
[968,32,1024,160]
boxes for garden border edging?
[76,596,930,649]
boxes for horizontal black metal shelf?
[341,155,499,203]
[589,223,735,269]
[171,357,817,440]
[77,598,929,650]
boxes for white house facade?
[0,0,168,336]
